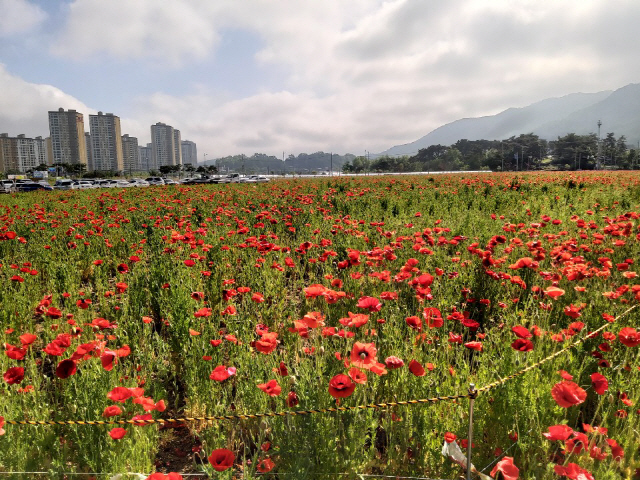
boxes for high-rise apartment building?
[138,143,152,171]
[121,134,140,174]
[0,133,50,173]
[181,140,197,166]
[173,129,182,166]
[151,122,182,168]
[89,112,124,172]
[48,108,88,167]
[85,132,92,170]
[0,134,17,172]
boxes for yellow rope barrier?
[6,305,635,428]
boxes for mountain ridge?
[380,84,640,156]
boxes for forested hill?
[381,83,640,156]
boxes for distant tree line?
[342,132,638,173]
[213,152,356,174]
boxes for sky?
[1,0,639,160]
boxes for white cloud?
[0,0,46,37]
[51,0,219,64]
[5,0,640,158]
[0,64,95,137]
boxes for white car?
[129,178,150,187]
[145,177,165,185]
[162,178,178,185]
[114,180,134,188]
[99,180,119,188]
[54,179,79,190]
[75,180,98,189]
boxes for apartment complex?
[181,140,197,165]
[151,123,182,168]
[121,134,140,174]
[48,108,88,167]
[89,112,124,172]
[0,133,50,173]
[4,109,196,174]
[138,143,152,171]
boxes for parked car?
[145,177,165,185]
[253,176,270,183]
[76,180,98,189]
[54,179,79,190]
[99,180,119,188]
[162,178,178,185]
[114,180,134,188]
[0,179,16,193]
[16,182,53,192]
[129,178,150,187]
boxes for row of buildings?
[0,108,197,174]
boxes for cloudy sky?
[1,0,639,159]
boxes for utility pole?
[597,120,602,170]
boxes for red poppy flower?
[511,325,532,339]
[328,374,355,398]
[257,379,281,396]
[103,405,122,417]
[464,341,483,352]
[384,356,404,369]
[257,458,275,473]
[117,263,129,274]
[356,296,382,312]
[554,463,594,480]
[350,342,378,369]
[191,291,204,301]
[194,307,212,318]
[551,381,587,408]
[251,292,265,303]
[208,448,234,472]
[115,282,128,293]
[544,286,565,298]
[490,457,519,480]
[607,438,624,460]
[287,391,299,407]
[304,284,327,298]
[618,327,640,347]
[405,316,422,331]
[46,307,63,319]
[107,386,133,403]
[511,339,534,352]
[298,311,325,328]
[590,372,608,394]
[543,424,573,441]
[558,370,573,380]
[255,332,278,354]
[3,366,24,385]
[348,367,367,384]
[423,308,443,328]
[408,359,425,377]
[444,432,457,443]
[109,427,127,439]
[338,312,369,328]
[210,365,232,382]
[19,333,37,346]
[55,359,77,379]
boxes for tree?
[550,133,597,170]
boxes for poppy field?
[1,171,639,479]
